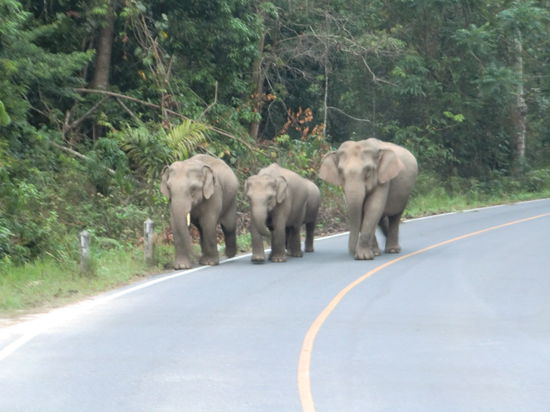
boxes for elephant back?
[191,154,239,191]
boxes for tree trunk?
[322,57,329,137]
[511,28,527,175]
[91,3,116,90]
[248,31,266,139]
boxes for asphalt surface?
[0,199,549,412]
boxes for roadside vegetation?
[2,0,550,317]
[2,171,549,318]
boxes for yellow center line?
[297,212,550,412]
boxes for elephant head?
[319,138,404,254]
[160,159,215,269]
[245,174,288,237]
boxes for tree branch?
[116,97,142,124]
[327,106,372,123]
[200,81,218,119]
[74,88,261,154]
[64,96,108,135]
[49,141,116,176]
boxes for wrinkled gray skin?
[245,163,320,263]
[161,154,238,269]
[319,138,418,260]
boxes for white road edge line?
[1,197,547,361]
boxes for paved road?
[1,199,549,412]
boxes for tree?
[496,1,550,174]
[91,0,117,90]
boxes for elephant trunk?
[251,204,271,237]
[344,182,366,255]
[170,197,193,268]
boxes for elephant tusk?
[186,213,191,227]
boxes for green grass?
[406,186,550,218]
[0,245,172,318]
[1,171,549,320]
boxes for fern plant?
[165,120,209,162]
[117,120,208,180]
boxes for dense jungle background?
[2,0,550,307]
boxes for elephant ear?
[275,176,288,204]
[378,149,404,184]
[160,166,172,198]
[202,165,215,199]
[319,152,343,186]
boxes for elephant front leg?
[368,233,381,256]
[250,222,266,263]
[172,224,193,270]
[384,213,402,253]
[170,204,194,270]
[355,191,386,260]
[269,219,287,262]
[355,232,376,260]
[220,204,237,258]
[198,218,220,266]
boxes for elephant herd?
[160,138,418,270]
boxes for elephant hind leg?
[221,223,237,258]
[287,226,303,257]
[378,216,389,237]
[384,213,402,253]
[305,221,315,252]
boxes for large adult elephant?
[245,163,320,263]
[319,138,418,260]
[161,154,238,269]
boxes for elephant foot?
[174,259,193,270]
[305,246,314,253]
[199,255,220,266]
[269,254,287,263]
[355,247,375,260]
[372,247,381,256]
[251,254,266,264]
[385,245,401,254]
[225,244,237,258]
[288,250,303,258]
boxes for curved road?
[1,199,549,411]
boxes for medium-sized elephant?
[161,154,238,269]
[245,163,320,263]
[319,138,418,260]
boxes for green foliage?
[0,101,11,126]
[407,168,550,218]
[268,133,330,180]
[117,120,209,179]
[2,0,550,271]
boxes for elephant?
[319,138,418,260]
[245,163,320,263]
[161,154,238,269]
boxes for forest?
[2,0,550,281]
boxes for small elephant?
[319,138,418,260]
[161,154,238,269]
[245,163,320,263]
